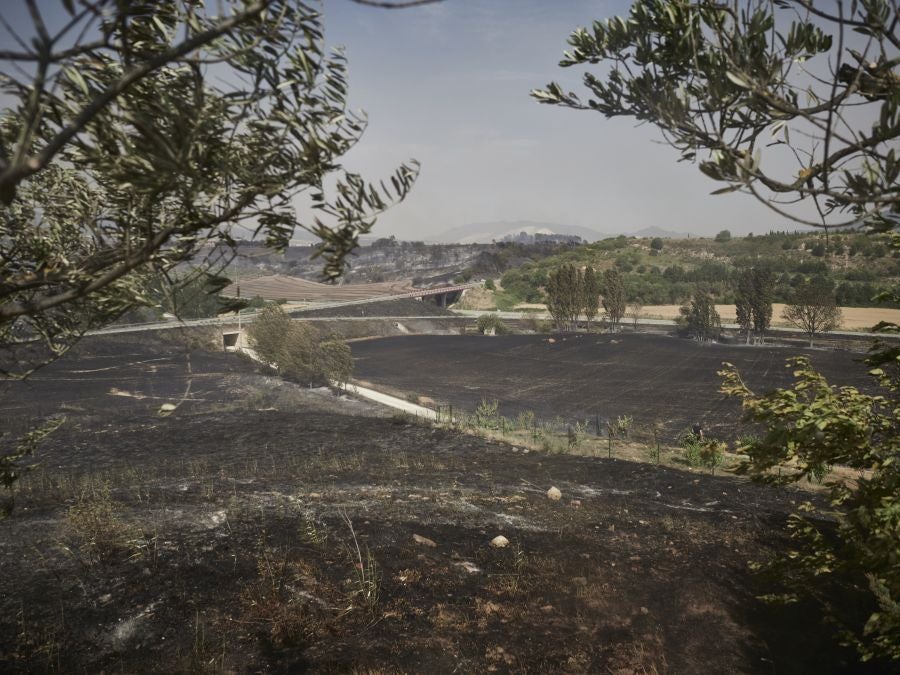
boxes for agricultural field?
[0,334,880,673]
[351,333,875,441]
[633,304,900,331]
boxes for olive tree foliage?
[247,305,352,386]
[720,356,899,662]
[783,275,843,346]
[533,0,900,231]
[0,1,418,377]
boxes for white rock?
[490,535,510,548]
[412,534,437,548]
[547,486,562,501]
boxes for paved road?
[88,308,894,341]
[449,309,893,339]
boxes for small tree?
[679,292,721,342]
[735,267,774,344]
[650,237,664,252]
[714,230,732,243]
[546,264,580,331]
[476,313,510,336]
[601,268,626,331]
[627,301,643,330]
[247,305,352,387]
[735,290,753,345]
[783,277,842,347]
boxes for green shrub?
[247,305,352,386]
[476,313,511,335]
[698,439,726,474]
[682,440,702,467]
[474,398,500,430]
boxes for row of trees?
[545,265,625,331]
[545,262,841,345]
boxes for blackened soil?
[0,335,881,673]
[351,333,874,440]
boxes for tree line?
[545,263,842,346]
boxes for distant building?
[501,231,583,245]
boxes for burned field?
[0,335,879,673]
[351,333,875,440]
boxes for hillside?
[492,230,899,310]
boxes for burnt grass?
[0,334,882,673]
[351,333,875,441]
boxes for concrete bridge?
[288,283,475,311]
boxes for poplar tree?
[601,268,626,330]
[581,266,600,329]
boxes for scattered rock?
[412,534,437,548]
[454,561,481,574]
[547,486,562,501]
[308,492,322,499]
[570,499,581,509]
[490,535,510,548]
[640,606,650,615]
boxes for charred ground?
[351,333,874,441]
[0,334,883,673]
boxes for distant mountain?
[431,220,611,244]
[628,226,693,239]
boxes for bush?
[715,229,732,242]
[484,278,496,290]
[65,483,137,564]
[721,355,900,661]
[247,306,352,386]
[476,313,511,335]
[474,398,500,429]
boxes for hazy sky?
[2,1,847,241]
[324,0,806,239]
